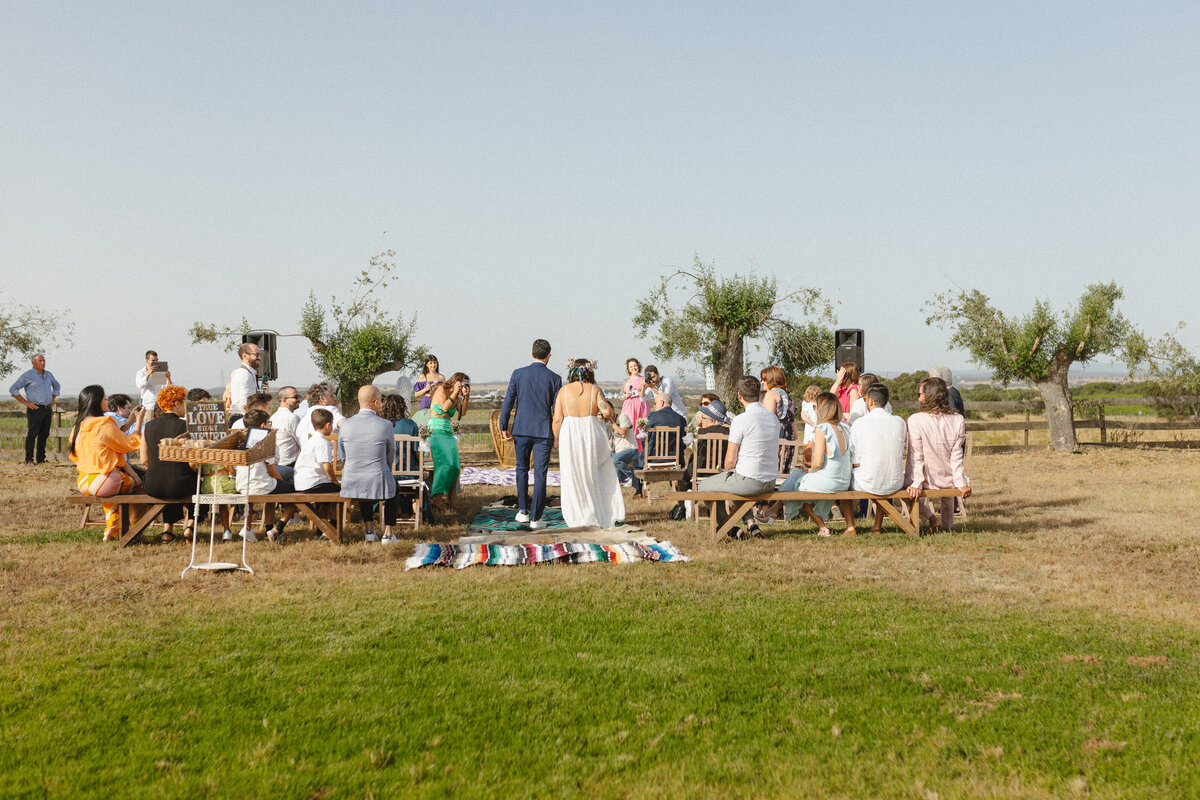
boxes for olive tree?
[633,255,833,406]
[191,250,423,411]
[926,281,1144,451]
[0,296,73,377]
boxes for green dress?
[428,402,461,496]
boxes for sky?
[3,2,1198,394]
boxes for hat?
[699,400,729,425]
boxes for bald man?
[337,385,400,544]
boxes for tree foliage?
[633,255,833,403]
[925,281,1145,450]
[1140,324,1200,419]
[0,297,73,377]
[191,250,422,409]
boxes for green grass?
[3,546,1197,798]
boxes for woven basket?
[489,409,516,469]
[159,429,277,466]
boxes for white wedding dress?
[559,414,626,529]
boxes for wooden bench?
[664,488,966,542]
[67,491,348,547]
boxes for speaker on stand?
[834,329,864,373]
[242,331,279,386]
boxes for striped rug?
[405,539,690,570]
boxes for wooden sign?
[185,400,229,440]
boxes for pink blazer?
[904,411,966,490]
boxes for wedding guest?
[381,394,420,470]
[141,385,196,543]
[106,393,144,483]
[847,373,892,425]
[610,412,638,486]
[429,372,470,513]
[696,377,777,538]
[830,362,861,418]
[849,383,907,533]
[800,385,821,444]
[339,386,400,544]
[234,409,296,542]
[760,365,796,471]
[293,409,341,536]
[776,392,855,537]
[676,399,731,493]
[270,386,303,470]
[9,354,59,465]
[929,366,965,416]
[644,365,687,418]
[295,382,344,441]
[622,393,687,500]
[135,350,172,410]
[906,377,971,532]
[69,385,145,541]
[228,342,261,421]
[412,354,445,414]
[620,358,650,449]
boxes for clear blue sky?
[3,2,1197,393]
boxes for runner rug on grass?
[459,467,562,487]
[405,539,690,570]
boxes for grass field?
[2,450,1200,797]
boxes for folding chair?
[691,431,729,521]
[636,426,686,501]
[393,433,425,531]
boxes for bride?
[553,358,625,529]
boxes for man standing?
[697,376,778,538]
[499,338,561,529]
[270,386,302,471]
[850,384,908,533]
[228,342,260,422]
[644,365,687,418]
[135,350,172,410]
[9,354,60,465]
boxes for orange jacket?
[70,416,141,474]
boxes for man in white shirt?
[697,376,778,538]
[270,386,302,469]
[135,350,172,409]
[295,382,345,442]
[846,373,892,426]
[645,365,687,418]
[850,383,907,532]
[228,342,261,420]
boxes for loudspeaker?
[242,331,278,383]
[834,329,864,373]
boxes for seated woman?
[69,385,145,542]
[906,376,972,532]
[429,372,470,513]
[830,363,862,420]
[760,365,796,471]
[380,393,426,521]
[140,385,197,543]
[774,392,856,537]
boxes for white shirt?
[229,363,257,415]
[235,428,277,494]
[728,402,779,483]
[801,401,817,443]
[293,432,334,491]
[611,413,637,453]
[849,407,907,495]
[269,407,301,465]
[652,375,687,418]
[847,397,893,426]
[135,367,169,408]
[295,404,345,442]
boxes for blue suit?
[500,360,562,520]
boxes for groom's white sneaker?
[515,511,530,524]
[529,519,545,530]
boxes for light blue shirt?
[9,368,60,405]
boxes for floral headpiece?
[566,358,598,380]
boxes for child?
[801,385,821,445]
[235,409,295,542]
[294,409,339,493]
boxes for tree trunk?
[1035,354,1078,451]
[712,329,745,411]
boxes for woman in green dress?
[429,372,470,513]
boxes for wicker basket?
[159,429,277,466]
[489,409,516,469]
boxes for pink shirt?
[904,411,966,490]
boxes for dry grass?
[2,448,1199,632]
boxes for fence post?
[1024,410,1030,446]
[1099,405,1107,444]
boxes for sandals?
[816,527,832,538]
[160,532,177,544]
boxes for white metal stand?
[182,472,253,578]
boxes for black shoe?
[669,502,686,521]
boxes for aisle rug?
[459,467,562,487]
[405,505,689,570]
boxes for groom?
[500,338,562,529]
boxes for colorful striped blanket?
[405,539,690,570]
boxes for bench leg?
[295,502,340,543]
[120,503,166,548]
[874,498,919,538]
[712,500,757,542]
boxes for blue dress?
[780,421,853,521]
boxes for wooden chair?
[489,409,516,469]
[691,431,729,520]
[776,437,799,485]
[392,433,425,531]
[635,426,686,501]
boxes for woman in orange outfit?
[70,384,145,541]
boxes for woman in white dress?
[553,359,625,529]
